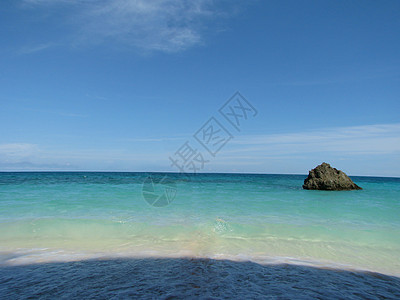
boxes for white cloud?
[228,123,400,156]
[22,0,230,53]
[0,143,40,159]
[0,141,168,171]
[18,42,56,54]
[1,124,399,175]
[121,137,184,142]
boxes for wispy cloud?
[0,142,167,171]
[121,137,185,143]
[276,69,400,87]
[59,112,89,118]
[0,143,39,159]
[22,107,89,118]
[1,124,399,174]
[0,161,76,171]
[226,123,400,156]
[18,42,56,55]
[22,0,234,53]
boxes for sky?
[0,0,399,176]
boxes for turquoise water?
[0,172,399,275]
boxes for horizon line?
[0,170,399,179]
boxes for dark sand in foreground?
[1,258,400,299]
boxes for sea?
[1,172,400,298]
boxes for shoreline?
[1,249,400,278]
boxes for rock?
[303,162,362,190]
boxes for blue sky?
[0,0,399,176]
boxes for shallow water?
[0,172,399,277]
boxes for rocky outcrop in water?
[303,163,362,190]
